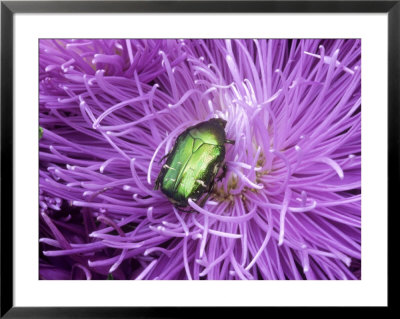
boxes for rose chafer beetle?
[154,118,234,208]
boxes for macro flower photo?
[39,39,361,280]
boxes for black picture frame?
[1,1,395,317]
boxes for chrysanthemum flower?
[39,39,361,280]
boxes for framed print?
[1,0,394,317]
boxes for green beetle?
[154,118,234,208]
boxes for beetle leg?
[225,139,235,145]
[154,174,161,190]
[158,151,171,164]
[197,181,215,208]
[217,163,228,182]
[176,205,193,213]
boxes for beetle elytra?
[154,118,234,208]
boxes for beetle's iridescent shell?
[155,118,227,207]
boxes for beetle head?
[210,118,227,129]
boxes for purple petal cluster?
[39,39,361,280]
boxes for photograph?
[38,38,361,280]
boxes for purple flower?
[39,39,361,280]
